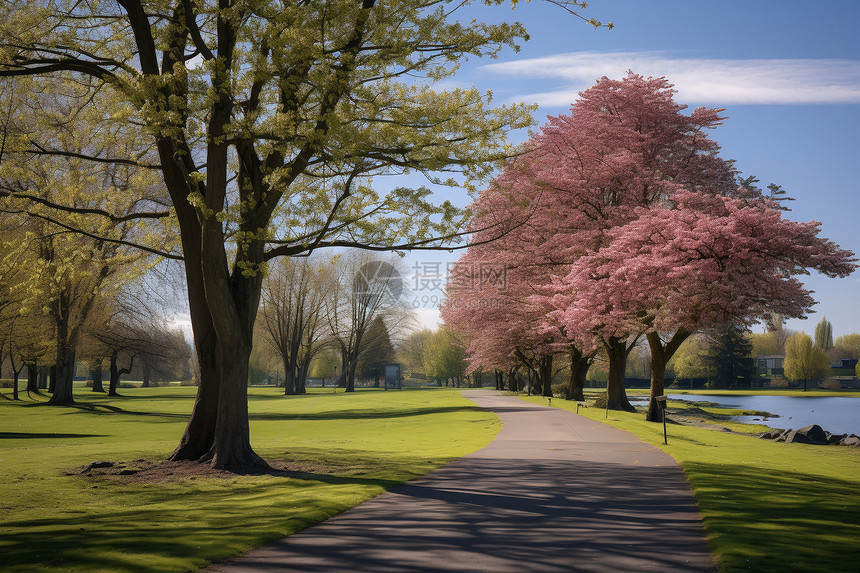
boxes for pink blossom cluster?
[442,72,856,406]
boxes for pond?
[667,394,860,436]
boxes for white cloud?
[482,51,860,106]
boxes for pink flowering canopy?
[445,72,857,380]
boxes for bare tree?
[327,253,407,392]
[259,256,331,395]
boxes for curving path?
[202,390,715,572]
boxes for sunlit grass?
[0,386,500,572]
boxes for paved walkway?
[202,391,715,572]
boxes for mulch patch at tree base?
[67,458,350,483]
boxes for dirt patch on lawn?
[68,458,348,484]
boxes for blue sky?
[405,0,860,338]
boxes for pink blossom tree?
[556,190,856,419]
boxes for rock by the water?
[796,424,828,444]
[759,430,782,440]
[840,435,860,447]
[775,429,792,442]
[827,433,847,445]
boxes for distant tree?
[328,254,406,392]
[397,329,434,379]
[260,257,331,395]
[669,336,710,381]
[749,329,791,357]
[358,317,395,387]
[834,334,860,359]
[425,327,467,387]
[706,325,755,388]
[814,316,834,350]
[784,332,830,391]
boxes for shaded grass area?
[527,393,860,573]
[0,386,500,572]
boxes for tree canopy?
[0,0,550,471]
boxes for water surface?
[667,394,860,435]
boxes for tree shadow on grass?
[0,431,108,440]
[248,405,487,421]
[683,460,860,573]
[0,457,419,572]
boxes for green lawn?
[524,393,860,573]
[0,385,501,572]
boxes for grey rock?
[840,435,860,447]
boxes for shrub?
[820,379,842,390]
[769,378,789,389]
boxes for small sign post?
[656,395,668,445]
[384,363,401,390]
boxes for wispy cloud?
[482,52,860,106]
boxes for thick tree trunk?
[538,354,553,397]
[203,332,267,472]
[48,345,76,406]
[141,359,152,388]
[604,337,634,412]
[283,355,297,395]
[168,288,221,462]
[345,359,357,392]
[26,364,38,394]
[90,359,105,393]
[108,350,133,397]
[565,346,591,402]
[37,366,48,390]
[645,329,690,422]
[297,361,309,394]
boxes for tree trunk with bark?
[604,336,635,412]
[48,346,75,405]
[141,359,152,388]
[565,346,592,402]
[90,359,105,393]
[538,354,554,397]
[108,350,133,396]
[645,329,690,422]
[26,364,38,394]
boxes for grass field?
[0,385,501,572]
[523,391,860,573]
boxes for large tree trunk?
[48,344,76,406]
[141,359,152,388]
[168,224,222,463]
[108,350,133,397]
[90,359,105,393]
[297,361,309,394]
[565,346,591,402]
[26,364,38,394]
[38,366,48,390]
[283,355,297,395]
[538,354,553,397]
[202,332,265,471]
[604,336,635,412]
[645,329,690,422]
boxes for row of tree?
[252,253,408,394]
[0,212,192,400]
[441,74,857,421]
[0,0,560,471]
